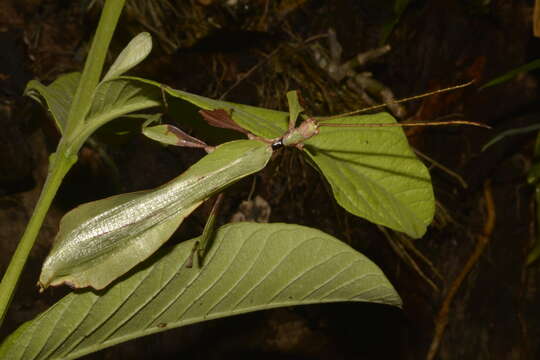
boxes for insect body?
[39,140,272,290]
[39,85,489,290]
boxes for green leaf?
[164,87,289,139]
[1,222,401,360]
[482,123,540,151]
[82,78,163,136]
[305,113,434,238]
[39,140,272,290]
[286,90,304,127]
[24,74,163,143]
[380,0,412,44]
[142,123,208,148]
[121,76,290,139]
[479,59,540,90]
[24,34,154,140]
[25,72,81,134]
[142,123,179,145]
[102,32,152,81]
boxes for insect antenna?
[319,120,490,129]
[318,80,476,122]
[314,80,490,129]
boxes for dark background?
[1,0,539,359]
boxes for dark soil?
[1,1,540,359]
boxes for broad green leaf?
[25,72,81,134]
[39,140,272,290]
[121,76,290,139]
[1,223,401,360]
[304,113,434,238]
[102,32,152,82]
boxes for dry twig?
[426,179,496,360]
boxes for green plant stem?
[0,0,126,327]
[0,152,75,325]
[65,0,126,138]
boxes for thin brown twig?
[380,226,440,293]
[397,234,444,282]
[414,148,468,189]
[426,179,496,360]
[303,33,329,44]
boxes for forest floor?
[1,1,540,359]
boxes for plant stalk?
[64,0,127,138]
[0,152,75,325]
[0,0,126,327]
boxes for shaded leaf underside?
[25,72,82,134]
[306,113,435,238]
[1,223,401,360]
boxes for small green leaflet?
[24,32,158,143]
[286,90,304,127]
[102,32,152,81]
[25,72,82,134]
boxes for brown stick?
[426,179,496,360]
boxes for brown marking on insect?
[164,124,208,148]
[199,109,250,135]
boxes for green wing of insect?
[39,140,273,290]
[194,193,224,267]
[286,90,304,129]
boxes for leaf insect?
[38,82,489,290]
[200,81,488,156]
[38,139,273,290]
[193,82,489,262]
[268,81,489,150]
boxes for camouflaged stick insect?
[205,81,489,155]
[270,81,489,150]
[192,82,489,264]
[38,139,273,290]
[39,81,489,290]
